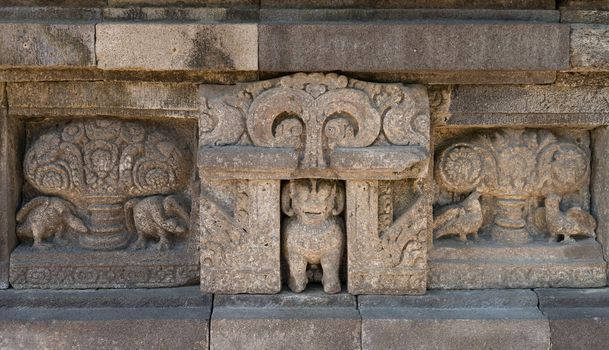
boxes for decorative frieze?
[199,73,430,294]
[431,128,607,289]
[10,118,198,289]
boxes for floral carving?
[23,119,190,250]
[435,129,591,244]
[199,73,430,170]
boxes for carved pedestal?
[10,118,199,288]
[199,73,431,294]
[431,128,607,289]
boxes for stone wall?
[2,0,609,349]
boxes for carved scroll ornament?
[22,119,190,250]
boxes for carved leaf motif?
[379,195,426,268]
[200,195,246,268]
[199,97,246,146]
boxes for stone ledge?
[0,287,211,350]
[211,287,361,350]
[536,288,609,350]
[7,81,200,118]
[359,290,550,350]
[96,23,258,71]
[259,22,569,72]
[571,24,609,70]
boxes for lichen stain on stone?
[187,31,235,70]
[45,26,93,65]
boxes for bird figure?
[544,193,596,243]
[433,191,483,242]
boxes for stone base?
[210,286,361,350]
[537,288,609,350]
[9,245,199,289]
[429,239,607,289]
[360,289,551,350]
[0,287,211,350]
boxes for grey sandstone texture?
[0,23,94,67]
[96,23,258,71]
[259,23,568,72]
[536,288,609,350]
[211,287,361,350]
[0,287,211,350]
[359,289,550,350]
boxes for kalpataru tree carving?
[434,129,593,244]
[21,119,190,250]
[10,118,197,289]
[429,128,606,289]
[199,73,430,294]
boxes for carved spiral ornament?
[436,143,484,193]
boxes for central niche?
[281,179,346,294]
[198,73,431,295]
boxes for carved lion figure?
[281,179,345,293]
[16,196,88,249]
[125,195,190,251]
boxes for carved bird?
[433,191,483,242]
[544,193,596,243]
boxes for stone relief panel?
[10,118,199,289]
[430,128,607,289]
[198,73,430,294]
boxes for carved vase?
[23,119,189,250]
[436,129,589,244]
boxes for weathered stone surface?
[103,7,258,21]
[0,287,210,350]
[0,23,94,67]
[96,23,257,71]
[536,288,609,350]
[562,10,609,24]
[199,74,431,295]
[429,240,607,289]
[571,24,609,70]
[441,85,609,127]
[592,127,609,264]
[9,117,198,289]
[360,289,550,350]
[260,8,559,22]
[260,0,555,9]
[0,84,22,289]
[7,81,199,118]
[560,0,609,10]
[347,70,558,85]
[200,180,282,294]
[0,7,101,21]
[259,23,568,72]
[109,0,257,6]
[211,287,361,350]
[0,0,105,7]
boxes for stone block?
[103,7,258,21]
[259,23,568,72]
[571,24,609,70]
[108,0,257,6]
[360,289,551,350]
[0,287,211,350]
[7,81,199,118]
[429,240,607,289]
[0,0,105,7]
[259,9,559,22]
[0,84,22,289]
[536,288,609,350]
[211,287,361,350]
[442,84,609,127]
[260,0,554,9]
[561,10,609,24]
[0,7,101,21]
[96,23,257,71]
[0,23,94,67]
[592,127,609,263]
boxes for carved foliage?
[200,73,429,169]
[25,119,189,199]
[434,129,593,244]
